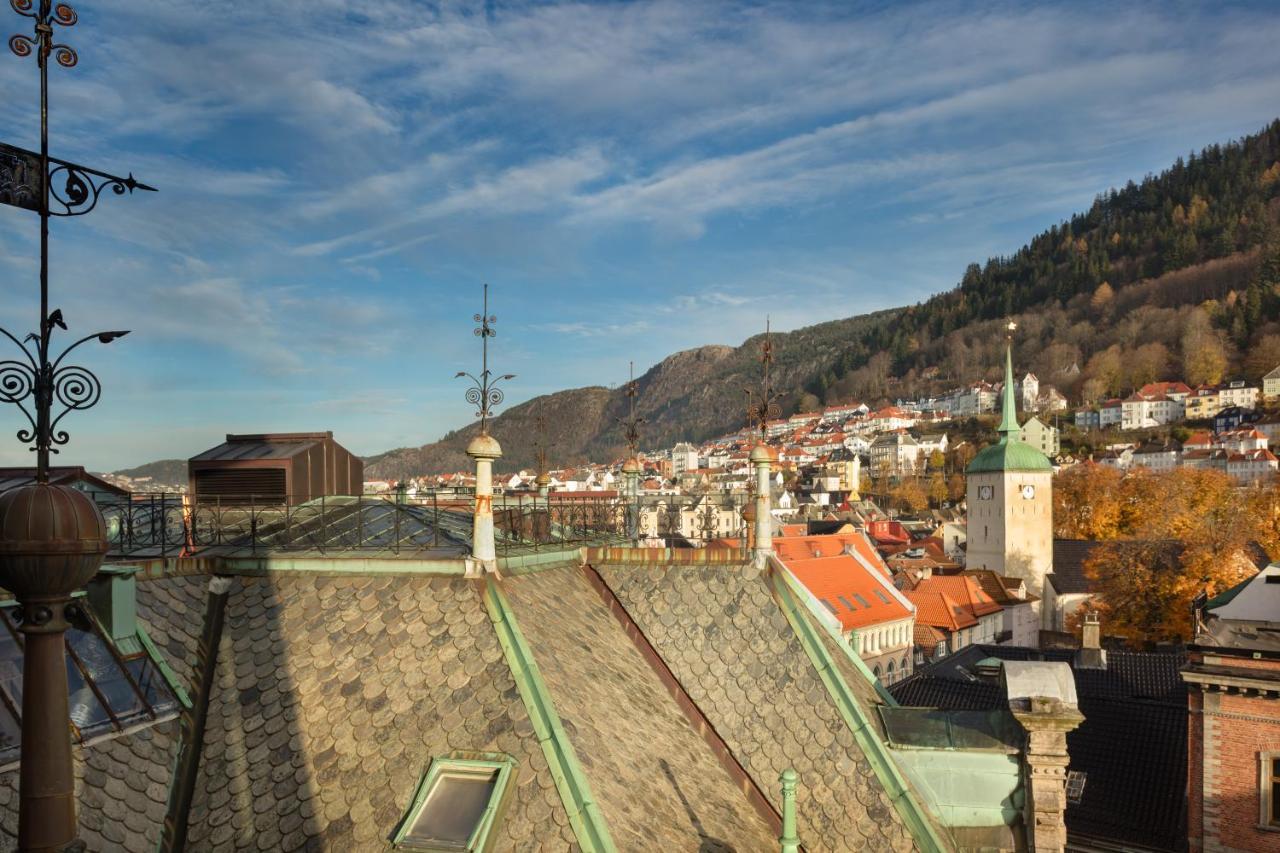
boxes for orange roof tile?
[911,575,1003,619]
[904,589,978,631]
[775,534,907,631]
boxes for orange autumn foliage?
[1054,464,1278,643]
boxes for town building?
[1264,364,1280,402]
[1184,563,1280,853]
[869,431,920,479]
[1020,415,1059,457]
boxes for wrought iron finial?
[744,317,781,442]
[2,0,151,482]
[455,283,514,433]
[618,360,644,455]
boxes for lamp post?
[0,3,154,849]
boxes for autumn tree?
[1127,342,1170,388]
[891,479,929,513]
[1053,464,1125,539]
[1181,307,1229,385]
[928,473,949,507]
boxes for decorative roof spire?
[998,320,1020,443]
[618,360,644,457]
[744,317,781,443]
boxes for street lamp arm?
[50,329,127,372]
[0,325,38,370]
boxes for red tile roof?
[911,575,1003,619]
[904,589,977,632]
[774,534,908,631]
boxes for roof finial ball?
[0,482,108,850]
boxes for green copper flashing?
[136,623,192,711]
[769,568,950,853]
[482,578,617,853]
[779,769,800,853]
[967,338,1052,475]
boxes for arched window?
[902,655,910,675]
[873,664,881,680]
[886,660,895,681]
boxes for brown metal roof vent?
[188,431,363,506]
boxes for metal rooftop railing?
[93,491,754,560]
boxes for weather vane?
[455,283,514,434]
[744,317,781,441]
[618,360,644,456]
[0,0,155,482]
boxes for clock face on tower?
[1021,484,1036,500]
[978,485,994,500]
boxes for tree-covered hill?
[367,120,1280,479]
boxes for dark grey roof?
[189,432,335,462]
[890,644,1187,852]
[1049,539,1103,595]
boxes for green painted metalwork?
[389,753,517,852]
[769,568,950,853]
[87,564,142,655]
[779,769,800,853]
[135,623,192,711]
[482,578,616,852]
[890,750,1022,829]
[495,548,586,576]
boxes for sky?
[0,0,1278,471]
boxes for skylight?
[837,595,856,611]
[393,754,515,851]
[820,599,839,616]
[0,601,178,764]
[873,589,890,604]
[853,593,871,608]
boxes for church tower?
[965,324,1054,607]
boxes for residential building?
[1226,448,1278,483]
[774,533,916,684]
[1121,389,1185,430]
[1185,386,1223,420]
[910,574,1005,647]
[1020,416,1059,457]
[869,431,920,479]
[1184,563,1280,853]
[963,570,1040,647]
[966,345,1055,610]
[670,441,700,475]
[1099,399,1123,428]
[1017,372,1039,411]
[1131,438,1181,472]
[1215,405,1256,432]
[1074,408,1101,431]
[1217,379,1259,410]
[1043,539,1103,632]
[1264,364,1280,402]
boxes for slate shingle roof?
[0,551,945,852]
[889,644,1187,852]
[598,560,918,851]
[184,574,575,852]
[502,566,778,851]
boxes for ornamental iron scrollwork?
[455,283,514,433]
[744,317,782,442]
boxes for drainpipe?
[750,443,776,566]
[779,768,800,853]
[467,433,502,574]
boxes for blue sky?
[0,0,1278,470]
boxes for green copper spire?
[998,321,1019,442]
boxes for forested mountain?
[366,120,1280,479]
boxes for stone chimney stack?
[467,433,502,574]
[1002,661,1085,853]
[1076,612,1106,670]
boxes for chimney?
[1076,612,1106,670]
[86,565,143,656]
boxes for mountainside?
[104,458,187,490]
[364,119,1280,478]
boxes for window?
[1065,770,1087,804]
[1263,752,1280,829]
[393,754,516,851]
[838,595,856,611]
[873,589,890,604]
[819,599,839,616]
[853,593,870,608]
